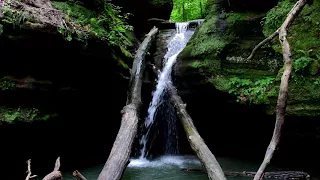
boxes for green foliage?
[262,0,293,36]
[314,77,320,86]
[170,0,206,22]
[190,58,220,74]
[0,24,3,35]
[263,0,320,54]
[0,107,56,124]
[227,77,277,104]
[292,49,320,75]
[294,50,314,73]
[151,0,172,7]
[0,77,16,91]
[1,7,27,29]
[52,1,134,57]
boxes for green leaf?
[66,34,72,41]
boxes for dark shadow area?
[0,28,129,179]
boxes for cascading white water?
[139,22,195,159]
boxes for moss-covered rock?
[0,107,57,124]
[175,0,320,116]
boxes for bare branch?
[247,30,279,60]
[25,159,38,180]
[53,157,60,171]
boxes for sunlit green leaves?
[170,0,206,22]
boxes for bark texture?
[42,157,62,180]
[168,85,227,180]
[253,1,308,180]
[97,27,158,180]
[73,170,87,180]
[25,159,37,180]
[225,171,310,180]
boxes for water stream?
[139,22,195,159]
[62,156,275,180]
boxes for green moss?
[209,77,230,91]
[0,77,16,91]
[0,107,57,124]
[0,24,3,35]
[226,12,265,24]
[309,60,319,75]
[263,0,320,56]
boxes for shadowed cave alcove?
[0,27,130,179]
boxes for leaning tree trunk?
[168,85,227,180]
[97,27,158,180]
[248,1,309,180]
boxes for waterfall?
[139,22,195,159]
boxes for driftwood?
[248,1,309,180]
[97,26,159,180]
[25,159,38,180]
[168,85,226,180]
[225,171,310,180]
[181,169,310,180]
[42,157,62,180]
[73,170,87,180]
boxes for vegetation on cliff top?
[0,0,135,59]
[52,1,134,57]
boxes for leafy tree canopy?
[170,0,207,22]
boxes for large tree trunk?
[97,27,158,180]
[168,85,227,180]
[251,1,308,180]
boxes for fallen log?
[180,169,310,180]
[168,85,226,180]
[97,26,159,180]
[42,157,62,180]
[250,1,309,180]
[73,170,87,180]
[225,171,310,180]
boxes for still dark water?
[59,155,276,180]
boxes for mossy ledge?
[175,0,320,116]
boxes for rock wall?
[175,0,320,117]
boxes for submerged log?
[168,85,226,180]
[73,170,87,180]
[225,171,310,180]
[181,169,310,180]
[97,27,159,180]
